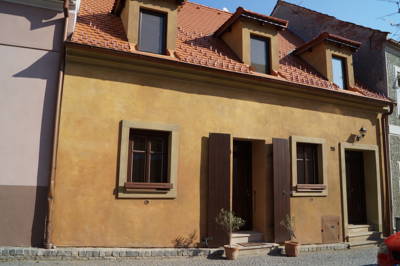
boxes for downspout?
[44,0,69,249]
[382,101,394,236]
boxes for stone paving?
[0,247,378,266]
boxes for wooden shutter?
[208,133,231,247]
[273,138,291,243]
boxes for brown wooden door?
[345,151,367,225]
[208,133,231,247]
[233,140,253,231]
[273,138,291,243]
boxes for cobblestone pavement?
[0,247,378,266]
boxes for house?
[47,0,392,248]
[0,0,68,247]
[272,0,400,236]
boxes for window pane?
[132,152,146,182]
[150,153,164,183]
[297,160,305,184]
[251,36,270,74]
[151,138,164,152]
[133,137,146,151]
[139,10,166,54]
[332,57,346,89]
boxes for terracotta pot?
[284,241,300,257]
[224,245,240,260]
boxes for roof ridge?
[185,1,232,15]
[273,0,389,35]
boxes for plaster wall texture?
[51,59,385,247]
[272,4,388,95]
[0,1,63,246]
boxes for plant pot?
[284,241,300,257]
[224,245,240,260]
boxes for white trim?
[389,124,400,136]
[1,0,64,11]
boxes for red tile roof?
[70,0,388,102]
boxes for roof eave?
[112,0,186,15]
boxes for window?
[394,66,400,116]
[118,120,179,199]
[297,143,320,185]
[127,129,170,189]
[138,9,166,54]
[251,35,270,74]
[291,136,327,196]
[332,56,347,89]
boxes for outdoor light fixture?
[356,127,367,141]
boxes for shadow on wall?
[0,1,64,51]
[13,52,61,245]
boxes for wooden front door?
[345,150,367,225]
[233,140,253,231]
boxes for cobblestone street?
[0,247,378,266]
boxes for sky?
[192,0,400,39]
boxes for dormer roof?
[294,32,361,55]
[112,0,186,15]
[214,7,288,37]
[69,0,388,103]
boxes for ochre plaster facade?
[50,48,388,247]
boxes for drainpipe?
[382,102,394,236]
[44,0,70,249]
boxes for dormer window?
[138,9,167,55]
[251,35,270,74]
[332,56,347,89]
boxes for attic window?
[138,9,167,55]
[251,35,270,74]
[332,56,347,89]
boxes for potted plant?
[280,215,300,257]
[216,208,245,260]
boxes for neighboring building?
[0,0,78,246]
[48,0,391,248]
[271,0,400,235]
[385,39,400,231]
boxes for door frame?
[339,142,382,241]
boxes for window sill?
[292,184,327,197]
[124,182,173,190]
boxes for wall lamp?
[356,127,367,141]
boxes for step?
[348,224,374,233]
[235,243,278,256]
[349,240,381,248]
[231,231,264,245]
[348,231,381,243]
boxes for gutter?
[382,102,395,236]
[44,0,69,249]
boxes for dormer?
[113,0,185,55]
[293,32,361,90]
[214,7,288,75]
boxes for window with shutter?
[291,136,327,196]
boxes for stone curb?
[0,247,222,261]
[278,243,349,254]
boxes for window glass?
[297,143,320,184]
[128,129,169,183]
[332,56,346,89]
[251,35,270,74]
[139,9,166,54]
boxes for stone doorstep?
[279,243,350,254]
[0,247,221,260]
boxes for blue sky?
[192,0,400,39]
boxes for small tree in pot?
[216,208,245,260]
[280,215,300,257]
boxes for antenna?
[377,0,400,19]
